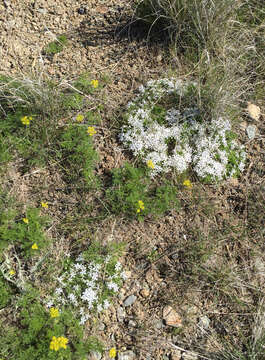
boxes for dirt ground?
[0,1,264,359]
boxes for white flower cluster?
[45,254,126,325]
[120,78,246,181]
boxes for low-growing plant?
[0,273,13,308]
[44,34,68,55]
[120,78,246,182]
[0,205,50,258]
[56,123,99,187]
[106,162,180,218]
[0,289,103,359]
[45,242,126,326]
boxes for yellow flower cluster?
[136,200,144,213]
[87,126,97,136]
[21,116,32,126]
[22,217,29,224]
[41,201,49,209]
[90,79,99,88]
[147,159,155,169]
[9,269,16,276]
[49,336,68,351]
[183,179,192,189]
[32,243,38,250]
[50,307,60,318]
[109,347,117,358]
[76,114,84,122]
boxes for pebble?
[123,295,137,307]
[163,306,182,327]
[98,322,106,331]
[118,350,136,360]
[155,319,165,329]
[117,306,126,322]
[198,315,210,330]
[128,319,137,327]
[246,124,257,140]
[182,352,198,360]
[140,287,150,298]
[37,8,47,14]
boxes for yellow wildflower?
[32,243,38,250]
[183,179,192,189]
[87,126,97,136]
[109,347,117,358]
[22,217,29,224]
[76,114,84,122]
[21,116,32,126]
[137,200,145,213]
[147,159,155,169]
[9,269,15,276]
[50,307,60,318]
[90,79,99,89]
[41,201,48,208]
[49,336,68,351]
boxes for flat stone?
[118,350,136,360]
[163,306,182,327]
[123,295,137,307]
[117,306,126,322]
[198,315,210,330]
[155,319,165,329]
[182,352,198,360]
[246,124,257,140]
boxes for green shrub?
[0,205,50,258]
[106,162,180,218]
[44,35,68,55]
[0,290,103,360]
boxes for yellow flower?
[22,217,29,224]
[90,79,99,89]
[21,116,32,126]
[137,200,145,213]
[49,336,68,351]
[9,269,15,276]
[76,114,84,122]
[50,307,60,318]
[183,179,192,188]
[147,159,155,169]
[109,347,117,358]
[41,201,48,208]
[32,243,38,250]
[87,126,97,136]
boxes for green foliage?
[0,204,50,258]
[57,124,99,187]
[0,273,13,308]
[0,290,103,360]
[106,162,179,218]
[44,35,68,55]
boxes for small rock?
[140,288,150,298]
[163,306,182,327]
[89,351,102,360]
[118,350,136,360]
[170,350,181,360]
[247,102,261,121]
[128,320,137,327]
[77,6,87,15]
[117,306,126,322]
[182,352,198,360]
[98,322,106,331]
[198,315,210,330]
[155,319,165,329]
[37,8,47,14]
[124,295,137,307]
[246,124,257,140]
[254,257,265,276]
